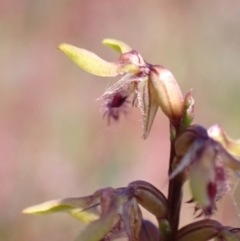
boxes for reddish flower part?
[102,92,129,124]
[170,125,240,216]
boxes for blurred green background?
[1,0,240,240]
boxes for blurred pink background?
[1,0,240,240]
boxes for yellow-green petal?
[102,38,132,54]
[208,124,240,158]
[74,194,127,241]
[22,196,96,215]
[22,200,74,214]
[75,208,118,241]
[69,208,99,224]
[218,144,240,177]
[58,43,121,77]
[23,196,100,224]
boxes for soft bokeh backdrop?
[1,0,240,240]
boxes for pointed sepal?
[58,43,121,77]
[22,195,100,223]
[102,38,132,54]
[208,124,240,158]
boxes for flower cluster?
[23,39,240,241]
[23,181,240,241]
[23,181,167,241]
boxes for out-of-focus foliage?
[1,1,240,241]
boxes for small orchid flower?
[23,180,168,241]
[170,125,240,216]
[58,39,184,138]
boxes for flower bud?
[128,180,168,219]
[119,50,145,66]
[220,227,240,241]
[217,229,240,241]
[176,219,223,241]
[149,65,184,127]
[180,91,195,130]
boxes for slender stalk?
[166,124,184,240]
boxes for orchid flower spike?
[58,39,184,139]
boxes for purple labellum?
[207,182,217,205]
[103,92,129,124]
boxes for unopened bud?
[149,65,184,127]
[176,219,223,241]
[119,50,145,66]
[128,180,168,219]
[221,227,240,241]
[216,228,240,241]
[180,91,195,130]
